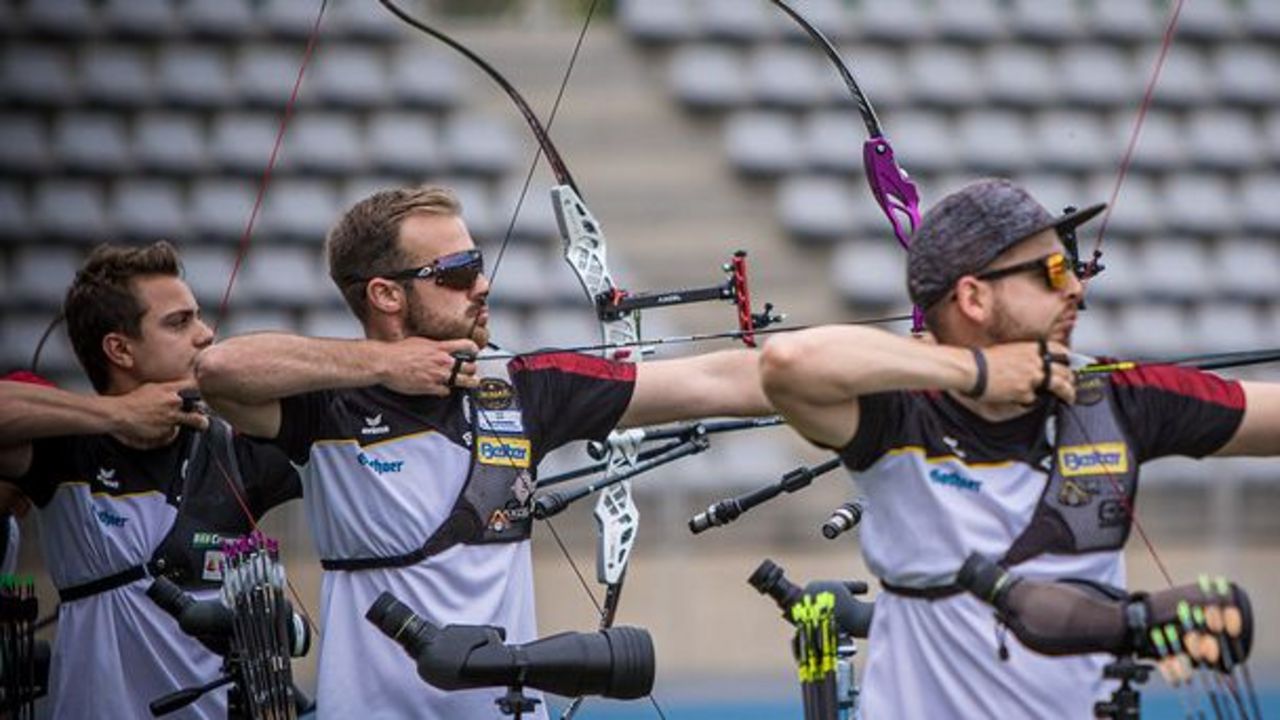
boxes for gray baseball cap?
[906,178,1105,309]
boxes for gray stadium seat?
[340,176,402,209]
[157,46,234,108]
[54,113,131,174]
[182,0,255,39]
[833,46,908,109]
[777,175,857,244]
[617,0,695,45]
[1268,112,1280,163]
[700,0,773,44]
[0,182,29,241]
[258,0,323,38]
[724,111,802,178]
[1033,111,1112,173]
[1084,173,1161,239]
[22,0,96,38]
[260,179,339,243]
[770,0,851,42]
[527,307,599,350]
[933,0,1006,43]
[390,46,463,110]
[101,0,177,37]
[1188,303,1266,355]
[907,46,981,108]
[284,114,365,174]
[1087,0,1158,42]
[111,179,188,241]
[831,239,906,306]
[1058,45,1134,108]
[1175,0,1241,42]
[749,45,829,109]
[1242,0,1280,40]
[1241,173,1280,235]
[8,247,82,307]
[1211,238,1280,301]
[983,45,1056,108]
[0,313,76,374]
[33,179,108,242]
[956,110,1033,173]
[668,46,749,112]
[1009,0,1085,42]
[179,246,238,306]
[854,0,934,42]
[1148,47,1212,108]
[1069,309,1115,359]
[495,180,560,244]
[190,178,257,241]
[1014,173,1084,220]
[329,0,401,40]
[210,112,283,174]
[439,179,498,243]
[1162,175,1237,237]
[236,246,326,305]
[802,111,864,175]
[478,308,528,353]
[301,309,364,339]
[237,46,306,107]
[0,114,51,175]
[367,112,442,175]
[484,244,545,308]
[1111,303,1192,359]
[219,310,298,337]
[1114,111,1185,173]
[1133,238,1212,302]
[311,46,388,107]
[134,112,207,174]
[878,112,957,174]
[1186,110,1263,171]
[80,46,153,107]
[441,113,519,177]
[1,45,76,107]
[1213,46,1280,107]
[1078,242,1138,303]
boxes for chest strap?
[58,563,155,603]
[879,579,965,601]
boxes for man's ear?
[102,332,135,371]
[366,278,405,316]
[951,276,992,325]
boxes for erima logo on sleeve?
[1058,443,1128,476]
[477,436,531,468]
[96,467,119,489]
[361,413,390,436]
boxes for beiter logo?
[1058,443,1128,477]
[477,436,531,468]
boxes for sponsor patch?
[1058,443,1128,477]
[202,550,225,581]
[93,507,129,528]
[476,378,515,410]
[477,435,531,468]
[477,409,525,434]
[1098,499,1128,528]
[357,452,405,474]
[1057,478,1095,507]
[1074,375,1105,406]
[928,467,982,493]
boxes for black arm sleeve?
[235,435,303,517]
[273,390,337,464]
[837,391,910,471]
[1110,365,1245,463]
[508,353,636,461]
[15,436,79,508]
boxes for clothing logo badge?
[362,413,390,436]
[96,467,119,490]
[941,435,966,459]
[1075,376,1105,406]
[1057,478,1094,507]
[1058,443,1128,477]
[477,409,525,435]
[928,467,982,493]
[1097,499,1128,528]
[92,507,128,528]
[357,452,405,474]
[477,436,531,468]
[511,470,534,505]
[476,378,515,410]
[202,550,225,581]
[488,509,511,533]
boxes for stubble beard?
[404,291,489,347]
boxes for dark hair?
[326,186,462,322]
[64,242,182,392]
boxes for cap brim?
[1052,202,1107,233]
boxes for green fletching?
[1150,629,1167,652]
[1198,574,1212,593]
[1215,576,1229,597]
[1177,601,1192,625]
[1192,605,1206,626]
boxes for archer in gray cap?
[759,179,1280,718]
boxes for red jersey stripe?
[510,352,637,382]
[1111,364,1244,410]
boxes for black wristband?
[965,348,988,399]
[1037,338,1052,395]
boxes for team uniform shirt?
[16,428,301,720]
[270,352,635,720]
[839,364,1244,719]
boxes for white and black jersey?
[269,352,635,720]
[839,363,1245,719]
[16,422,300,720]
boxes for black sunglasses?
[973,251,1084,292]
[384,249,485,290]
